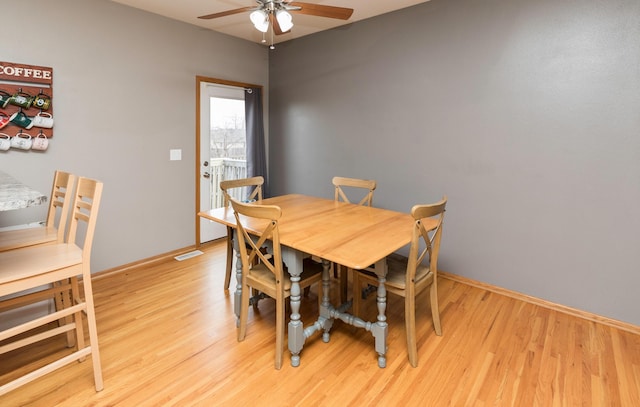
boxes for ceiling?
[110,0,430,45]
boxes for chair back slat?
[332,176,376,206]
[46,171,76,243]
[220,176,264,207]
[230,199,283,281]
[67,177,103,264]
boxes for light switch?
[170,149,182,161]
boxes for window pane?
[210,97,246,160]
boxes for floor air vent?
[174,250,204,261]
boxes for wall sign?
[0,61,54,153]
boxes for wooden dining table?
[0,170,47,211]
[199,194,434,368]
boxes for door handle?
[203,172,210,179]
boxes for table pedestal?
[292,259,389,368]
[226,213,392,369]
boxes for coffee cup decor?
[10,131,32,150]
[0,112,10,129]
[9,90,34,109]
[31,111,54,128]
[9,111,34,129]
[32,92,51,110]
[31,132,49,151]
[0,133,10,150]
[0,90,11,108]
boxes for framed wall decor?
[0,61,54,152]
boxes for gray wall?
[1,1,268,271]
[269,0,640,325]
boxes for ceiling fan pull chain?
[270,26,275,49]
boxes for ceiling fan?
[198,1,354,46]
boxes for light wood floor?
[2,240,639,406]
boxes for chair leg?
[238,281,250,341]
[405,292,418,368]
[53,281,65,315]
[54,279,77,347]
[316,281,323,310]
[430,280,442,336]
[352,272,361,318]
[70,277,85,356]
[275,293,285,370]
[224,230,234,291]
[82,274,104,391]
[361,284,377,299]
[339,266,348,304]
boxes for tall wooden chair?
[0,170,75,252]
[0,177,104,395]
[0,170,76,342]
[231,198,322,369]
[332,176,377,302]
[352,196,447,367]
[219,176,264,291]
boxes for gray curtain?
[245,87,269,197]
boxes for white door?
[199,83,247,243]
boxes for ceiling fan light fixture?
[250,10,269,33]
[276,10,294,32]
[198,2,354,45]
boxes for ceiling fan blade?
[198,7,255,20]
[288,2,354,20]
[269,13,291,35]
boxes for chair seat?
[248,258,323,292]
[0,226,58,252]
[358,253,433,290]
[0,244,82,288]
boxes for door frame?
[195,76,263,247]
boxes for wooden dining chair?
[332,176,377,303]
[219,176,264,292]
[0,170,76,343]
[0,170,75,252]
[0,177,104,395]
[351,196,447,367]
[231,198,322,369]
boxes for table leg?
[282,253,387,368]
[373,259,388,368]
[283,247,305,367]
[320,259,334,343]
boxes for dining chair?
[231,198,323,369]
[351,196,447,367]
[0,170,76,344]
[332,176,377,303]
[0,177,104,395]
[219,176,264,292]
[0,170,75,252]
